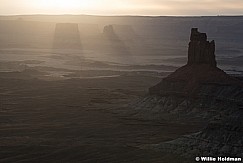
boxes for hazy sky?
[0,0,243,16]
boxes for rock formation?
[53,23,82,49]
[188,28,216,67]
[149,28,240,96]
[110,27,243,159]
[139,28,243,158]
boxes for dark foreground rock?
[153,109,243,158]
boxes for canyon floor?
[0,65,204,162]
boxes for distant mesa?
[149,28,241,95]
[53,23,82,49]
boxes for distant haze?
[1,0,243,16]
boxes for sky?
[0,0,243,16]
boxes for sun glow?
[33,0,100,12]
[1,0,243,16]
[28,0,136,15]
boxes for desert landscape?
[0,15,243,162]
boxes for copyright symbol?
[195,157,200,161]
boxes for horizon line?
[1,14,243,17]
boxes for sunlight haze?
[0,0,243,16]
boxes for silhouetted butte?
[149,28,241,96]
